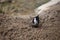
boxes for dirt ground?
[0,2,60,40]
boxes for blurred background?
[0,0,50,15]
[0,0,60,40]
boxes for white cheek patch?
[34,18,37,24]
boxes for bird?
[32,15,39,28]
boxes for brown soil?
[0,2,60,40]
